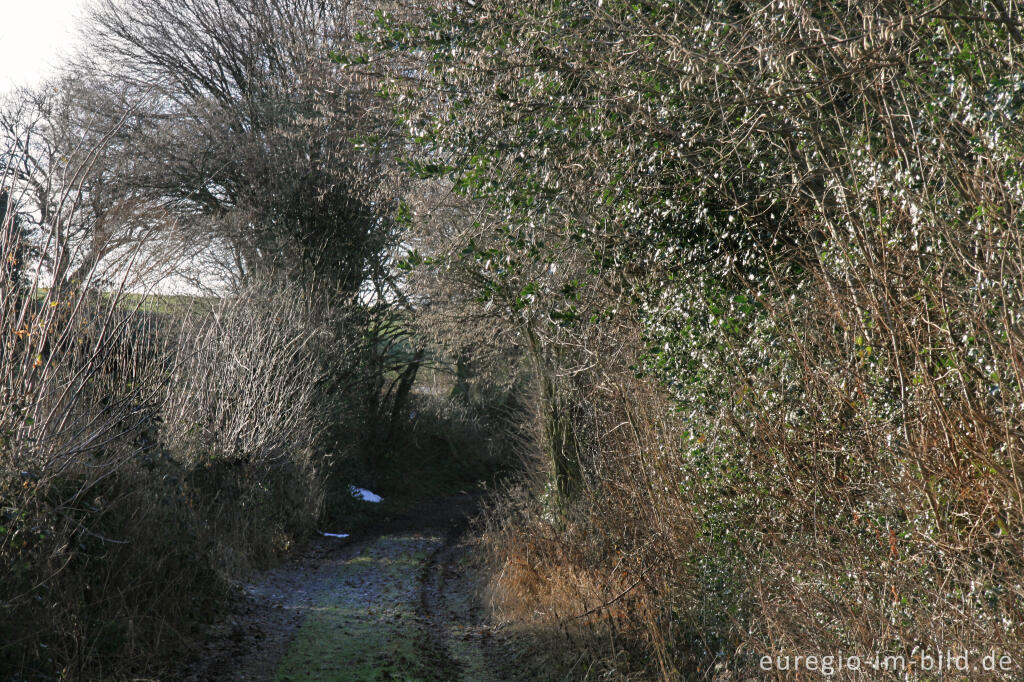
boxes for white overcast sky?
[0,0,91,93]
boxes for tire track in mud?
[417,526,496,681]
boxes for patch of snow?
[321,532,350,539]
[349,485,383,503]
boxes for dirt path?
[180,495,518,681]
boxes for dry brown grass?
[477,362,702,679]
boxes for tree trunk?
[385,348,424,448]
[524,322,580,504]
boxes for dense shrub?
[370,0,1024,677]
[0,247,364,677]
[0,269,216,677]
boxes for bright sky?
[0,0,91,93]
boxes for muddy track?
[176,494,518,681]
[417,528,464,679]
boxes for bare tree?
[84,0,402,291]
[0,77,169,292]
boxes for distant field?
[32,288,217,314]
